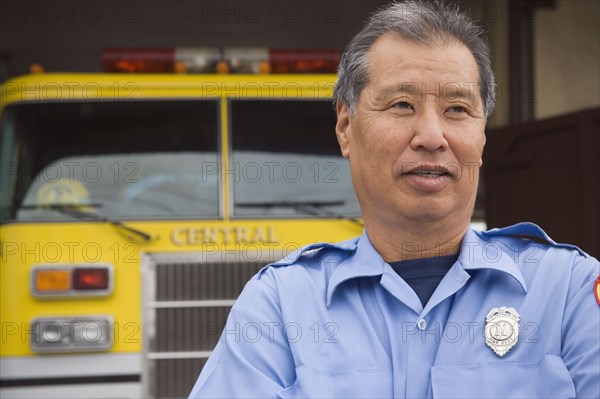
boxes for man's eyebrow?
[376,83,479,104]
[376,84,416,99]
[443,85,479,104]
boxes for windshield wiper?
[19,203,153,242]
[236,200,364,228]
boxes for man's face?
[336,33,487,228]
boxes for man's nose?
[409,108,448,152]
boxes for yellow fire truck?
[0,48,362,397]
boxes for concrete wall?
[534,0,600,119]
[460,0,600,126]
[476,0,510,128]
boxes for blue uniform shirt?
[189,223,600,398]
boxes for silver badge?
[485,306,520,357]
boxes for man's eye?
[448,105,467,113]
[393,101,413,110]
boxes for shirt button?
[417,319,427,330]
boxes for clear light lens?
[175,48,221,73]
[41,324,63,343]
[31,317,113,352]
[224,48,269,73]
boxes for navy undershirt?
[389,253,460,307]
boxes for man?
[189,1,600,397]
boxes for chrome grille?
[155,307,230,352]
[156,261,262,301]
[144,255,269,398]
[154,358,207,398]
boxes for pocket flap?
[431,355,575,398]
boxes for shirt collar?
[457,227,528,293]
[326,227,528,308]
[326,230,385,308]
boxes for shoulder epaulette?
[481,222,589,257]
[257,239,357,278]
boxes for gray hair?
[334,0,496,120]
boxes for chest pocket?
[431,355,575,398]
[277,365,394,398]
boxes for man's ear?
[479,131,487,166]
[335,101,351,158]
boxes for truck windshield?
[0,100,220,222]
[230,100,360,219]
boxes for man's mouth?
[410,170,448,178]
[403,165,454,179]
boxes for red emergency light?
[102,48,176,73]
[72,268,110,290]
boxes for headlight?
[30,316,113,352]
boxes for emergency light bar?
[101,47,340,74]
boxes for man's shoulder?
[256,237,360,280]
[474,222,599,287]
[478,221,593,258]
